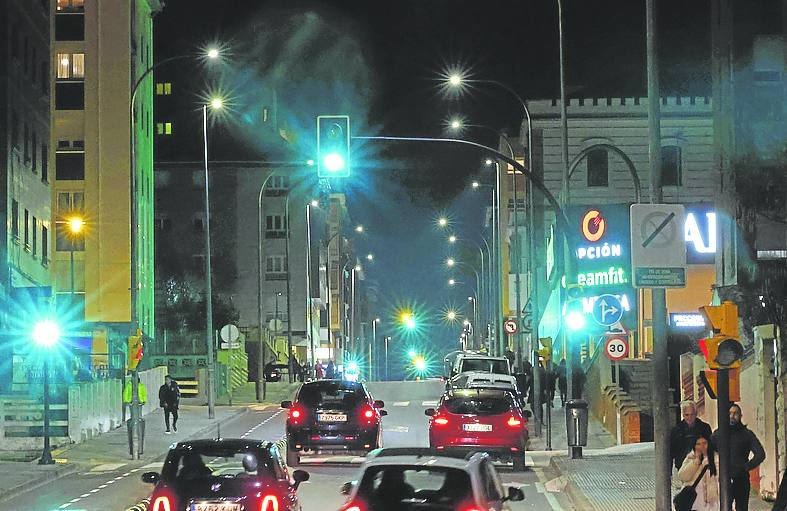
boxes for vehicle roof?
[458,371,516,381]
[301,379,364,388]
[458,354,508,361]
[446,388,513,399]
[364,448,485,470]
[172,438,273,451]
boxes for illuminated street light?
[408,349,417,359]
[448,74,462,87]
[437,217,448,228]
[449,118,462,130]
[448,235,457,244]
[209,97,224,110]
[446,310,457,321]
[366,253,374,261]
[355,225,364,233]
[471,181,480,189]
[310,199,319,207]
[354,264,362,272]
[33,319,60,465]
[68,217,84,234]
[33,320,60,348]
[565,311,586,331]
[446,258,456,267]
[206,47,221,60]
[413,356,427,372]
[485,159,493,166]
[448,278,456,286]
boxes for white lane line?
[392,401,410,406]
[105,480,115,484]
[421,401,438,407]
[69,498,81,503]
[384,426,409,433]
[80,494,90,498]
[535,481,563,510]
[98,484,107,489]
[89,489,100,493]
[59,504,71,508]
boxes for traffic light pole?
[717,368,731,509]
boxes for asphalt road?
[6,380,573,511]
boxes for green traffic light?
[414,357,427,371]
[565,311,586,331]
[32,320,60,348]
[407,349,417,359]
[317,115,350,178]
[323,153,345,172]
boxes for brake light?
[260,494,280,511]
[151,496,172,511]
[363,408,374,419]
[434,416,449,426]
[359,405,376,425]
[288,406,304,425]
[506,415,523,428]
[342,502,364,511]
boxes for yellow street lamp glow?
[209,97,224,110]
[68,217,84,234]
[413,357,427,371]
[206,47,221,60]
[446,258,456,267]
[446,311,457,321]
[32,320,60,348]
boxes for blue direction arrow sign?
[592,294,624,326]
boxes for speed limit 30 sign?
[604,336,629,361]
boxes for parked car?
[426,388,530,471]
[451,354,511,378]
[281,379,387,466]
[141,439,309,511]
[338,447,524,511]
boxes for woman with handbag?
[675,436,719,511]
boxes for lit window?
[57,53,84,79]
[165,122,172,135]
[56,0,84,12]
[156,122,173,135]
[155,82,172,95]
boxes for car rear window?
[161,446,274,480]
[444,397,511,415]
[298,382,364,407]
[460,359,509,374]
[356,465,473,507]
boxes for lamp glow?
[32,320,60,348]
[323,153,345,172]
[446,258,455,267]
[366,254,374,261]
[437,217,448,227]
[206,47,220,60]
[209,97,224,110]
[485,159,493,166]
[355,225,364,233]
[68,217,84,234]
[471,181,480,189]
[310,200,319,207]
[565,311,586,331]
[448,235,457,243]
[448,74,462,87]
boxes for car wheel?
[512,453,526,472]
[286,445,300,467]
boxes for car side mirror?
[373,400,385,408]
[522,410,532,418]
[504,485,525,502]
[339,481,354,495]
[380,410,388,417]
[424,408,436,416]
[281,400,292,409]
[292,469,309,489]
[141,471,160,484]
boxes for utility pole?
[202,105,216,419]
[646,1,670,509]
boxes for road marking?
[90,463,126,472]
[142,462,160,469]
[89,489,100,493]
[535,481,564,510]
[384,426,409,433]
[421,401,438,407]
[79,494,90,498]
[392,401,410,406]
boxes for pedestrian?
[571,365,585,400]
[557,359,568,407]
[670,400,713,470]
[289,354,302,382]
[325,360,336,379]
[122,373,147,412]
[676,435,719,511]
[315,360,325,379]
[711,403,766,511]
[545,359,557,405]
[504,347,515,369]
[158,374,180,434]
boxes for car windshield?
[162,446,274,480]
[356,465,473,509]
[444,396,511,415]
[298,381,365,407]
[461,359,509,374]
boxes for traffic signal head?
[128,330,143,370]
[698,302,742,369]
[317,115,350,178]
[538,337,553,363]
[563,284,586,331]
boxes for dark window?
[193,217,204,232]
[31,47,37,83]
[32,131,37,171]
[23,122,30,161]
[11,23,19,59]
[265,215,287,238]
[42,226,48,265]
[11,112,19,148]
[41,144,48,182]
[56,82,85,110]
[23,36,29,74]
[23,209,30,249]
[56,152,85,180]
[41,62,48,95]
[11,201,19,241]
[661,146,682,186]
[587,149,608,187]
[32,217,38,257]
[192,255,205,275]
[55,14,85,41]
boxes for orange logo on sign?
[581,209,606,242]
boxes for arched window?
[587,149,609,187]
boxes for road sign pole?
[615,360,622,445]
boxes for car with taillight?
[141,439,309,511]
[447,372,525,406]
[281,379,387,466]
[426,389,530,471]
[451,354,511,379]
[337,447,524,511]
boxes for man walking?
[712,403,766,511]
[670,400,712,469]
[159,375,180,434]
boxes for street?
[2,381,572,511]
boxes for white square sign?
[630,204,687,288]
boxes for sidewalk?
[528,397,617,452]
[0,404,247,503]
[539,403,772,510]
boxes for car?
[281,379,387,466]
[426,388,531,471]
[337,447,524,511]
[264,363,289,382]
[141,438,310,511]
[451,354,511,378]
[447,372,525,406]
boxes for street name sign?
[630,204,687,288]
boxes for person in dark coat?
[325,360,336,379]
[557,359,568,407]
[711,403,766,511]
[158,375,180,434]
[670,400,712,470]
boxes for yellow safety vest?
[123,381,147,405]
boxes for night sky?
[154,0,713,354]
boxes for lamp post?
[447,233,492,347]
[372,318,380,381]
[33,320,60,465]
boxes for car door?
[479,459,505,511]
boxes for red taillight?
[342,502,364,511]
[291,409,301,419]
[363,408,374,419]
[506,415,523,428]
[260,494,280,511]
[359,405,376,425]
[288,406,304,424]
[152,496,172,511]
[434,416,449,426]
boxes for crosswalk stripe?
[421,401,438,407]
[392,401,410,406]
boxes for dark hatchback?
[142,439,309,511]
[282,379,387,466]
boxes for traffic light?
[563,284,586,331]
[538,337,553,363]
[128,330,143,370]
[699,368,741,402]
[317,115,350,178]
[698,301,743,369]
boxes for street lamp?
[33,320,60,465]
[446,258,456,267]
[355,225,364,233]
[448,235,457,244]
[437,217,448,228]
[372,318,381,381]
[366,253,374,262]
[448,278,457,286]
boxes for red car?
[426,388,530,471]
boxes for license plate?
[318,413,348,422]
[191,504,242,511]
[463,423,492,432]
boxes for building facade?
[0,0,52,390]
[50,0,159,371]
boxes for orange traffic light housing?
[699,368,741,402]
[128,330,143,370]
[698,302,743,369]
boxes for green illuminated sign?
[577,266,628,287]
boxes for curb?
[548,456,595,511]
[0,463,80,504]
[125,497,150,511]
